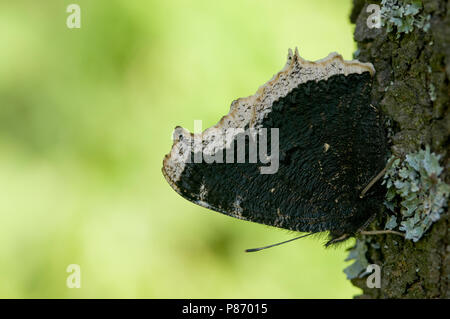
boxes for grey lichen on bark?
[348,0,449,298]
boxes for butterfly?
[162,48,388,250]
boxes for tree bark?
[349,0,449,298]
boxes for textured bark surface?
[349,0,449,298]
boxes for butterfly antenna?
[245,233,314,253]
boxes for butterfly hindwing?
[162,50,387,241]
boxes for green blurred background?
[0,0,362,298]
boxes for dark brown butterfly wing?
[162,50,387,243]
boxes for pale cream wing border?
[162,48,375,188]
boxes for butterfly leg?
[356,212,378,233]
[359,157,397,198]
[325,232,351,246]
[356,209,404,237]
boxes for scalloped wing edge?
[162,48,375,188]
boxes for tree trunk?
[348,0,449,298]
